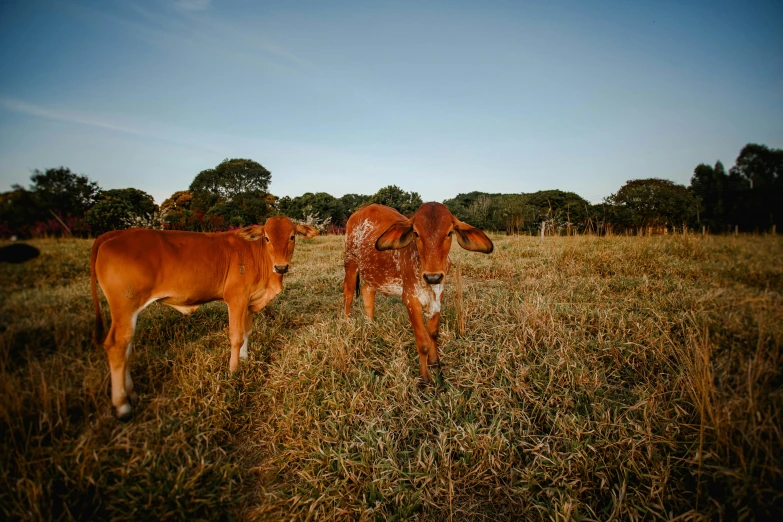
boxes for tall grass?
[1,234,781,520]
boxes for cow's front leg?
[227,301,249,372]
[240,309,253,360]
[426,312,441,370]
[125,342,138,403]
[403,293,435,383]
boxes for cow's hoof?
[416,377,433,388]
[116,403,133,422]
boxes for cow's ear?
[237,225,264,241]
[295,224,319,239]
[453,220,493,253]
[376,220,414,251]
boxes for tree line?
[1,143,780,239]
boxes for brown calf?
[90,217,317,420]
[343,203,493,382]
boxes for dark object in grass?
[0,243,40,263]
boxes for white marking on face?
[432,283,444,302]
[416,282,443,318]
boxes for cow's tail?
[355,272,360,298]
[90,233,107,348]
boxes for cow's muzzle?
[274,264,289,274]
[423,273,444,285]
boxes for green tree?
[189,158,271,199]
[729,143,782,229]
[494,194,533,234]
[723,168,751,231]
[23,167,100,220]
[523,190,591,233]
[606,179,697,230]
[731,144,783,191]
[185,158,275,230]
[84,199,136,234]
[85,188,158,234]
[160,190,195,230]
[443,191,491,223]
[1,167,100,237]
[279,192,349,225]
[235,192,278,223]
[339,193,369,216]
[689,161,727,231]
[100,188,156,217]
[0,188,40,237]
[444,190,591,233]
[368,185,423,215]
[202,201,253,229]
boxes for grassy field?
[1,233,781,520]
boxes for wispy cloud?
[174,0,211,12]
[1,97,142,135]
[115,0,310,69]
[177,11,310,67]
[0,97,223,154]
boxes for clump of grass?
[1,234,781,520]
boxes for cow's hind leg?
[343,260,359,316]
[104,319,135,421]
[361,284,376,321]
[104,296,154,420]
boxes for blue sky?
[1,0,781,205]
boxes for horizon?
[1,0,782,206]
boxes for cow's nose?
[423,273,444,285]
[274,264,289,274]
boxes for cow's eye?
[413,231,419,238]
[265,236,270,242]
[448,231,453,237]
[290,235,295,241]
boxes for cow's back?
[345,204,407,295]
[95,228,233,306]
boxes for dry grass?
[1,233,781,520]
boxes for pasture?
[1,233,781,520]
